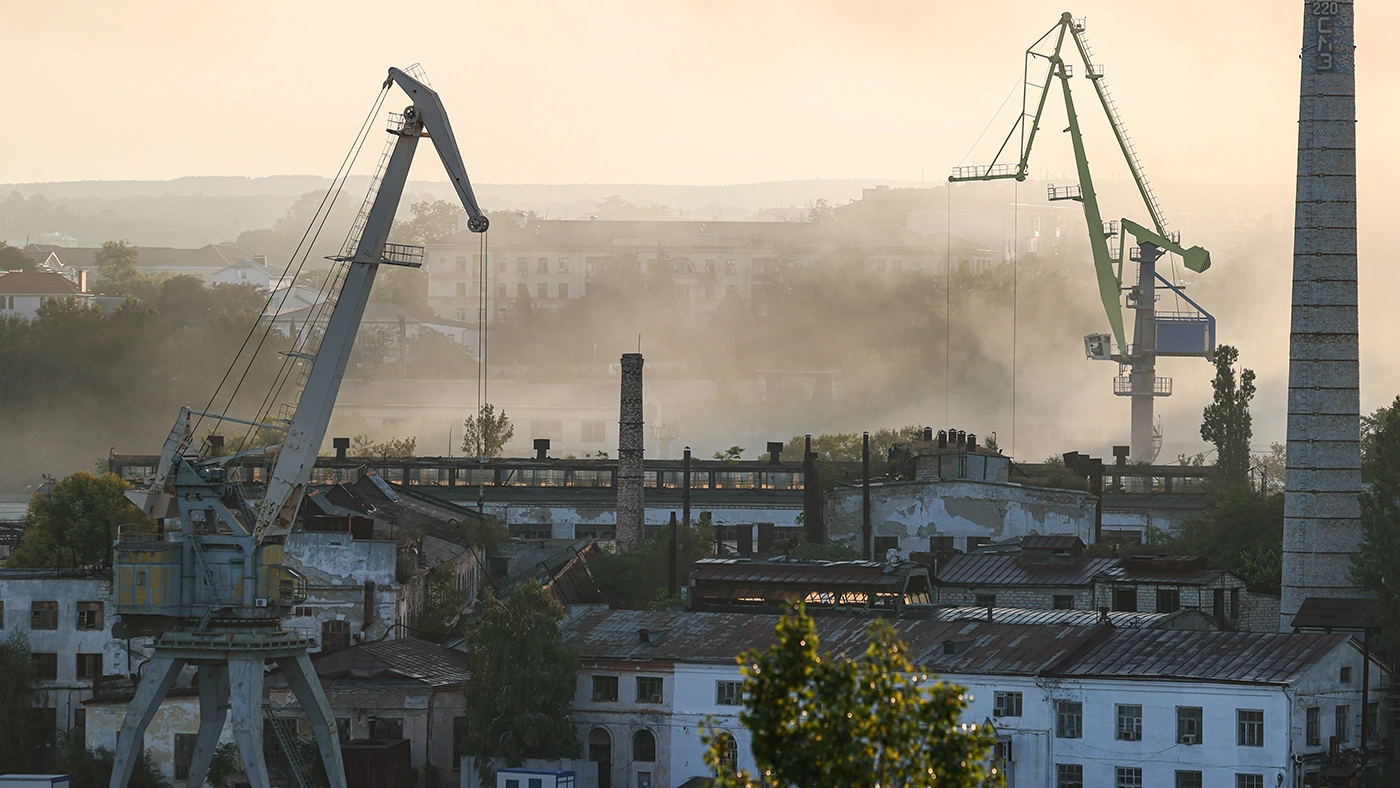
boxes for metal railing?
[382,243,425,267]
[1113,376,1172,396]
[949,163,1018,180]
[1047,184,1083,201]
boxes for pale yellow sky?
[5,0,1394,188]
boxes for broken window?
[76,653,103,680]
[558,258,569,273]
[31,601,58,630]
[321,620,351,653]
[32,652,58,680]
[994,692,1022,718]
[77,601,103,630]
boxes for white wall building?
[561,609,1387,788]
[0,271,92,320]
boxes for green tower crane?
[950,12,1216,461]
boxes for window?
[581,421,606,442]
[76,653,103,680]
[993,692,1023,718]
[498,257,507,272]
[637,774,651,788]
[1177,706,1202,744]
[558,258,569,273]
[369,717,403,739]
[1156,588,1180,613]
[587,728,612,788]
[73,708,86,744]
[31,601,58,629]
[558,283,569,299]
[1236,775,1264,788]
[1115,767,1143,788]
[636,676,663,703]
[455,256,467,270]
[533,257,546,273]
[174,733,198,781]
[1237,709,1264,747]
[1053,595,1076,610]
[537,283,547,299]
[1366,702,1379,743]
[592,675,619,702]
[873,536,900,557]
[975,594,997,608]
[1115,704,1142,741]
[1056,700,1083,738]
[1340,666,1352,684]
[337,718,351,744]
[1306,706,1321,746]
[930,536,955,552]
[1055,764,1083,788]
[716,681,742,706]
[496,283,506,298]
[517,257,529,274]
[76,601,103,630]
[1112,587,1138,612]
[456,282,468,297]
[714,732,738,774]
[321,620,351,653]
[33,653,58,680]
[517,283,529,299]
[1335,704,1350,743]
[966,536,990,551]
[632,729,656,762]
[1175,771,1202,788]
[725,259,736,276]
[452,717,467,762]
[993,739,1013,762]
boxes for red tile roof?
[0,271,83,295]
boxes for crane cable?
[189,82,390,454]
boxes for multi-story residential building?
[0,569,146,750]
[561,608,1387,788]
[425,214,985,329]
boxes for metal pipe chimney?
[1281,0,1365,629]
[616,353,645,549]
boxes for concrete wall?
[482,504,801,538]
[825,479,1095,557]
[87,695,236,785]
[935,586,1095,611]
[283,533,400,651]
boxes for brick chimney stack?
[1281,0,1365,629]
[616,353,645,548]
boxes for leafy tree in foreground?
[1200,344,1257,491]
[704,605,1001,788]
[1353,394,1400,656]
[459,582,579,786]
[50,730,169,788]
[0,631,40,774]
[7,471,150,569]
[461,403,514,458]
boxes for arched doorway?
[588,727,612,788]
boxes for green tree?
[92,240,156,296]
[703,605,1001,788]
[392,199,462,245]
[413,568,466,643]
[0,241,34,272]
[713,446,745,461]
[50,730,170,788]
[1171,490,1284,594]
[0,631,40,774]
[459,582,579,786]
[1200,345,1257,490]
[350,434,418,459]
[7,471,150,568]
[1361,398,1400,484]
[1352,395,1400,655]
[593,515,716,609]
[461,403,514,458]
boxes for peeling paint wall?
[825,479,1095,556]
[283,533,399,651]
[88,695,236,784]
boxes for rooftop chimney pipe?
[333,437,350,461]
[616,353,645,549]
[937,430,948,448]
[208,434,225,457]
[923,427,934,442]
[967,433,977,450]
[767,441,783,464]
[956,430,966,448]
[534,438,550,460]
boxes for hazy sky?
[6,0,1396,189]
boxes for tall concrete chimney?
[1281,0,1364,629]
[616,353,645,548]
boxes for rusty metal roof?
[1290,596,1382,631]
[934,554,1118,587]
[563,609,1354,686]
[1019,535,1084,552]
[690,558,910,588]
[562,608,1106,676]
[1053,629,1351,685]
[271,637,469,689]
[936,607,1169,628]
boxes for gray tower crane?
[106,66,488,788]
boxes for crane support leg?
[278,653,349,788]
[108,656,186,788]
[230,656,271,788]
[184,664,231,788]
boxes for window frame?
[1055,763,1084,788]
[1306,706,1320,746]
[716,680,742,706]
[632,729,657,763]
[76,652,103,680]
[1236,709,1264,747]
[369,717,404,740]
[993,691,1023,718]
[591,675,619,703]
[32,652,59,680]
[1176,706,1203,745]
[1335,704,1350,744]
[77,601,103,631]
[1053,595,1076,610]
[1056,700,1083,739]
[1175,770,1203,788]
[636,675,664,704]
[31,600,59,630]
[1115,704,1143,742]
[1114,766,1143,788]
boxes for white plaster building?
[0,271,92,320]
[560,609,1387,788]
[211,257,288,290]
[281,530,400,652]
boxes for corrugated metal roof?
[936,607,1168,628]
[273,637,469,689]
[934,555,1118,587]
[562,608,1106,676]
[690,559,906,588]
[1053,629,1350,685]
[1290,597,1381,631]
[1019,535,1084,552]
